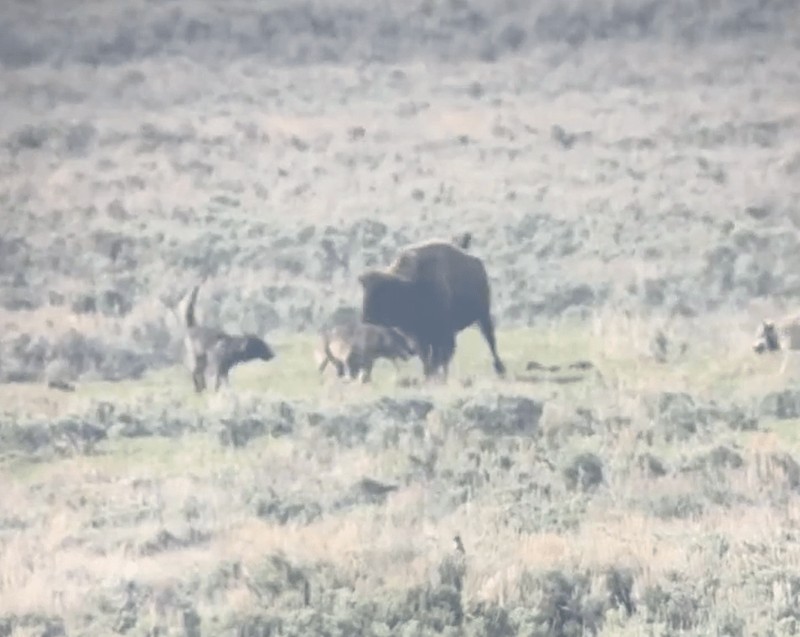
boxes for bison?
[358,239,505,380]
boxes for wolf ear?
[763,319,775,329]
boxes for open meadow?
[2,0,800,635]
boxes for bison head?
[358,270,416,328]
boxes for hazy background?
[2,0,799,383]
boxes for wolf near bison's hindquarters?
[358,239,505,380]
[181,283,275,392]
[316,321,417,383]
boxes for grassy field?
[4,321,800,635]
[3,0,800,634]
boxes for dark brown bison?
[358,239,505,380]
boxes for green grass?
[761,418,800,445]
[3,325,800,636]
[5,434,216,480]
[2,320,790,482]
[2,11,798,632]
[6,320,786,413]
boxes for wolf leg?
[209,360,226,392]
[779,351,790,376]
[360,361,374,384]
[192,353,207,393]
[192,369,205,393]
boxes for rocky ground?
[2,0,800,635]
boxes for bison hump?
[389,250,422,281]
[390,240,480,286]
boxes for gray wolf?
[182,284,275,392]
[753,315,800,374]
[358,239,505,380]
[316,320,417,383]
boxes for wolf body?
[182,285,275,392]
[316,320,416,383]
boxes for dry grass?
[2,316,800,632]
[2,0,800,633]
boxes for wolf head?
[753,320,780,354]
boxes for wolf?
[316,320,417,383]
[181,284,275,392]
[753,314,800,374]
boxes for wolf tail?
[184,285,201,328]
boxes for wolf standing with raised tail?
[182,283,275,392]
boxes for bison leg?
[425,330,455,382]
[346,351,361,381]
[417,340,437,378]
[432,347,450,381]
[436,332,456,381]
[478,314,506,377]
